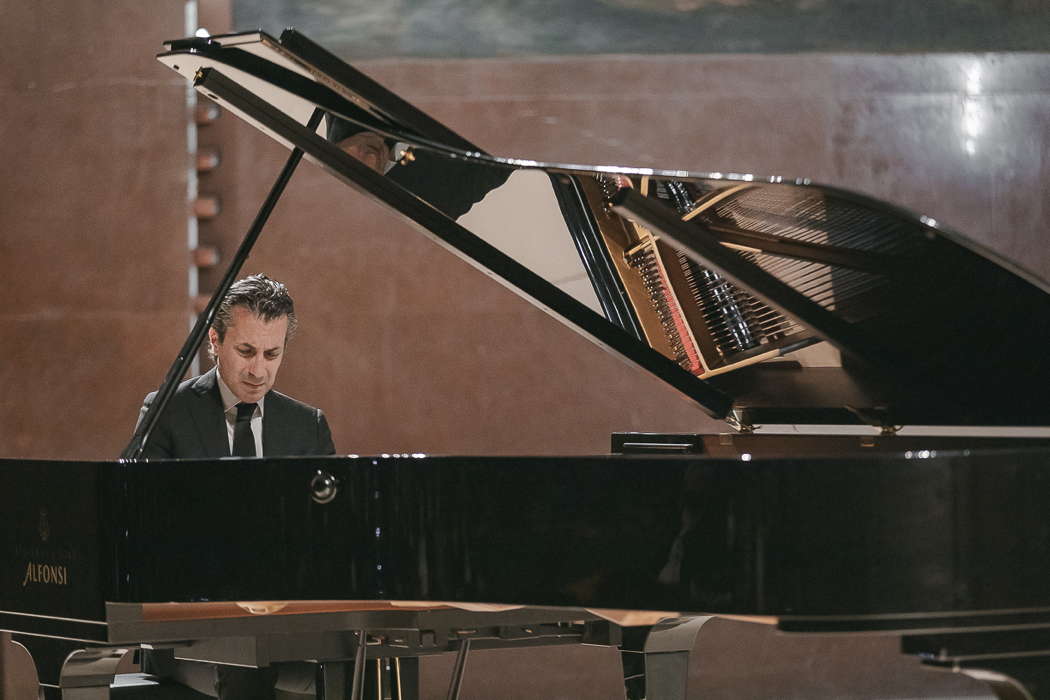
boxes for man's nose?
[245,356,262,376]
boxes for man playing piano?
[134,273,335,460]
[131,273,334,699]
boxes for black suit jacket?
[136,367,335,459]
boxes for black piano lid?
[157,29,1050,429]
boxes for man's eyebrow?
[236,342,283,352]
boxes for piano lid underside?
[157,29,1050,429]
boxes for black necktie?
[232,402,257,457]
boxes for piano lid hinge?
[845,404,900,436]
[725,410,756,434]
[393,143,415,165]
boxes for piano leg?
[1,632,40,699]
[620,616,715,700]
[58,647,132,700]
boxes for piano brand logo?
[21,561,69,587]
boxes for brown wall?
[0,2,189,459]
[2,11,1048,463]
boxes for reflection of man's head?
[326,113,391,174]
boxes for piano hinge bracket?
[879,424,902,436]
[724,411,756,434]
[393,143,415,166]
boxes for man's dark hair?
[212,274,298,344]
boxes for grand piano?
[4,29,1050,699]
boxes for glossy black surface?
[550,174,644,340]
[156,30,1050,428]
[0,460,117,624]
[376,449,1050,617]
[5,447,1050,633]
[118,457,375,603]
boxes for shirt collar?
[215,366,266,417]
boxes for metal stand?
[1,632,40,700]
[958,665,1041,700]
[362,658,416,700]
[905,630,1050,700]
[446,639,471,700]
[321,631,419,700]
[621,616,714,700]
[348,630,368,700]
[393,658,419,700]
[58,647,132,700]
[920,658,1050,700]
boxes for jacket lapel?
[190,367,230,457]
[262,392,284,457]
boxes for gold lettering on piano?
[21,562,69,587]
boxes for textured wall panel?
[235,0,1050,57]
[0,2,188,459]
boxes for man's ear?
[208,327,219,351]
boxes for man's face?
[209,306,289,404]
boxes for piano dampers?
[685,184,928,323]
[594,177,817,377]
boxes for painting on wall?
[235,0,1050,58]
